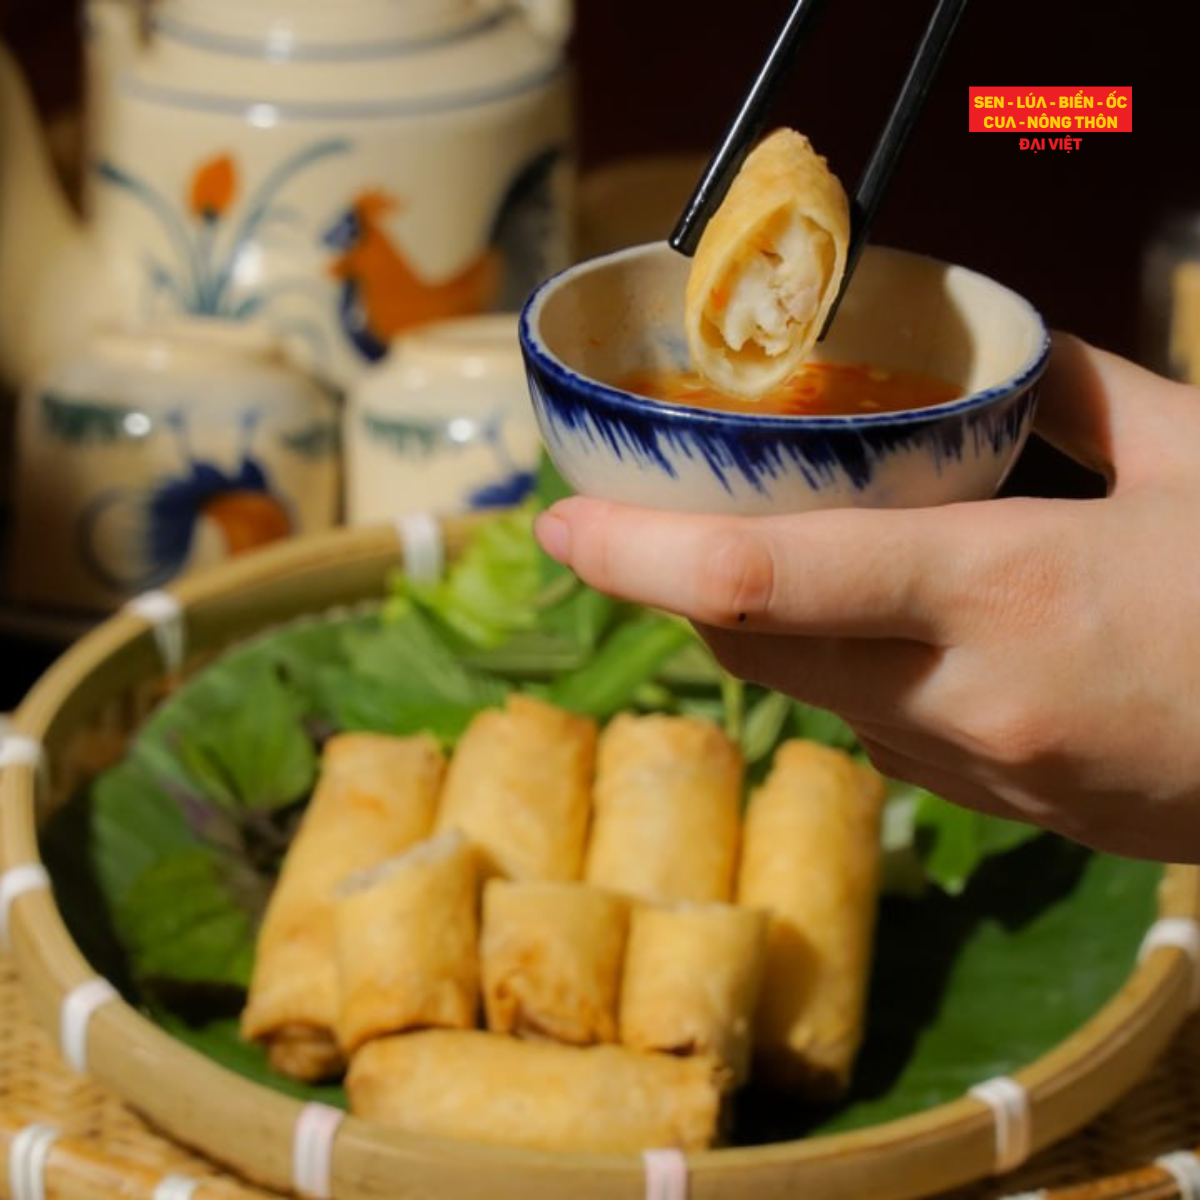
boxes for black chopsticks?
[822,0,969,333]
[669,0,971,336]
[668,0,827,258]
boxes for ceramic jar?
[344,313,540,522]
[7,322,340,616]
[83,0,575,389]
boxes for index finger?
[534,495,985,641]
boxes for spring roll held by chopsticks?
[585,713,743,904]
[435,693,597,881]
[334,830,480,1056]
[686,128,850,398]
[480,879,631,1046]
[346,1030,725,1152]
[239,732,445,1081]
[619,901,768,1088]
[736,739,885,1098]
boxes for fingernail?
[534,512,571,563]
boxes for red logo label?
[968,87,1132,133]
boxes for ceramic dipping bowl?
[518,241,1050,515]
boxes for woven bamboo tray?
[3,521,1200,1200]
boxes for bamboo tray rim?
[2,521,1198,1200]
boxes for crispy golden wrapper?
[736,739,885,1098]
[686,128,849,397]
[619,900,767,1088]
[585,712,743,904]
[481,879,631,1045]
[347,1030,725,1152]
[239,732,445,1080]
[334,830,481,1055]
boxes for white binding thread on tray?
[7,1122,60,1200]
[643,1148,689,1200]
[152,1173,201,1200]
[59,977,119,1074]
[1139,917,1200,1010]
[1157,1150,1200,1200]
[0,734,44,773]
[396,512,444,584]
[124,589,187,675]
[293,1102,345,1199]
[0,863,51,950]
[969,1075,1032,1174]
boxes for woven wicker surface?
[0,949,278,1200]
[3,945,1200,1200]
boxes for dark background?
[2,0,1197,703]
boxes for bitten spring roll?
[685,128,850,398]
[334,830,480,1056]
[347,1029,725,1153]
[619,900,767,1089]
[480,879,630,1045]
[240,732,445,1081]
[736,739,885,1098]
[585,712,743,904]
[435,693,596,882]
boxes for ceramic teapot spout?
[0,43,105,393]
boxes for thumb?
[1034,332,1197,488]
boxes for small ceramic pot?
[7,321,340,615]
[344,313,540,523]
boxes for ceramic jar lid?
[132,0,572,106]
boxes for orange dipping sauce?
[618,361,962,417]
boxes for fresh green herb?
[912,788,1042,895]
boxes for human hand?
[534,334,1200,861]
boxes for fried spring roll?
[346,1030,724,1152]
[686,128,850,398]
[434,693,596,881]
[480,879,630,1045]
[240,732,445,1080]
[619,901,767,1088]
[585,713,743,904]
[334,830,480,1055]
[736,739,885,1098]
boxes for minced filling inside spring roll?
[686,127,850,398]
[480,879,631,1045]
[736,739,885,1098]
[239,732,445,1081]
[435,693,597,882]
[585,713,743,904]
[334,830,481,1055]
[346,1030,725,1153]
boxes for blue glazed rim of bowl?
[519,242,1053,431]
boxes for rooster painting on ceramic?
[78,411,297,593]
[324,192,502,364]
[8,327,341,618]
[323,141,567,366]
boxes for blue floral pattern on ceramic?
[362,409,535,511]
[527,369,1040,497]
[96,139,350,342]
[49,403,304,591]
